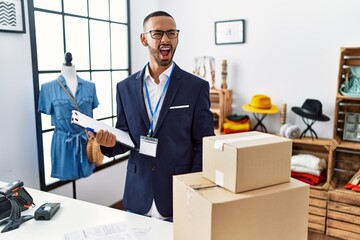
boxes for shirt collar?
[145,62,174,84]
[59,74,83,86]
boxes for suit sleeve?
[191,81,215,172]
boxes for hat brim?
[291,107,330,122]
[242,104,279,114]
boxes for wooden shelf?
[210,107,221,115]
[326,47,360,239]
[209,89,232,132]
[333,136,360,151]
[327,185,360,239]
[336,93,360,101]
[310,184,328,190]
[292,137,333,147]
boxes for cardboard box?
[203,131,292,193]
[173,172,309,240]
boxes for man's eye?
[152,31,162,37]
[167,32,176,37]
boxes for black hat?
[292,99,330,122]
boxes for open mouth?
[160,45,171,58]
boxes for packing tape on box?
[187,184,217,207]
[215,169,224,187]
[213,134,273,151]
[190,183,218,191]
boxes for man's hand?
[89,130,116,148]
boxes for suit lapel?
[134,67,150,130]
[153,64,182,136]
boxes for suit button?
[151,165,156,171]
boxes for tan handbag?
[57,79,104,166]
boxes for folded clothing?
[291,165,322,176]
[227,114,249,122]
[293,176,315,185]
[223,121,251,132]
[291,154,327,171]
[223,115,251,134]
[291,170,326,185]
[223,128,250,134]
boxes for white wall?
[159,0,360,137]
[129,0,159,71]
[1,0,359,204]
[0,0,39,188]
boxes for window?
[29,0,131,191]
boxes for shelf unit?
[326,47,360,239]
[291,137,334,233]
[209,89,232,134]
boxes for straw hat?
[242,94,279,114]
[86,137,104,166]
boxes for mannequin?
[38,52,100,181]
[61,52,78,96]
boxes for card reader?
[34,203,60,220]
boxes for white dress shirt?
[143,63,174,220]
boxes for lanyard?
[144,63,175,137]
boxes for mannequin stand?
[0,196,33,233]
[299,117,318,140]
[252,113,268,132]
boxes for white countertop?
[0,181,173,240]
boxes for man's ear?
[140,33,148,46]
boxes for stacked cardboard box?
[202,131,292,193]
[173,131,310,240]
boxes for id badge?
[139,135,158,157]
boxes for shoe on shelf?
[352,185,360,192]
[345,169,360,189]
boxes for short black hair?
[143,11,175,29]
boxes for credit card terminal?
[34,203,60,220]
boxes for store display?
[280,103,287,125]
[292,99,330,122]
[327,47,360,239]
[222,114,251,134]
[193,56,216,89]
[342,112,360,142]
[242,94,279,132]
[57,79,104,166]
[38,54,99,180]
[339,66,360,97]
[221,59,227,89]
[290,154,327,186]
[344,169,360,190]
[292,99,330,140]
[210,89,232,132]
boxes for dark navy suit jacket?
[101,63,214,217]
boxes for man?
[95,11,214,220]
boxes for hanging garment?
[38,75,99,180]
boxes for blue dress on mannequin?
[38,75,99,180]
